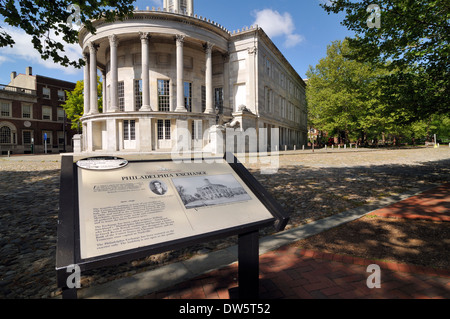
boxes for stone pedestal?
[73,134,83,154]
[209,125,225,155]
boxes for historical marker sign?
[56,154,289,298]
[77,159,275,260]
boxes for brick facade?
[0,68,76,154]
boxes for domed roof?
[198,178,227,189]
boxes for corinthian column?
[187,0,194,15]
[109,35,119,112]
[88,42,99,114]
[101,70,106,113]
[83,53,90,115]
[204,42,215,114]
[175,35,187,112]
[140,32,151,111]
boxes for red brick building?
[0,67,76,154]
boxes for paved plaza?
[0,147,449,298]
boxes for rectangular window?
[134,79,143,111]
[22,104,32,118]
[124,120,136,141]
[265,57,272,77]
[281,98,286,118]
[23,130,32,144]
[124,121,129,140]
[130,121,136,140]
[161,120,171,140]
[201,86,206,113]
[42,106,52,120]
[264,87,268,111]
[191,120,203,140]
[58,90,65,102]
[42,87,51,99]
[214,87,224,114]
[1,101,11,117]
[157,120,164,140]
[57,131,65,146]
[158,79,170,112]
[271,92,275,113]
[264,87,271,112]
[57,108,65,122]
[165,119,171,140]
[118,81,125,111]
[157,119,171,140]
[184,82,192,112]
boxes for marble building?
[77,0,307,154]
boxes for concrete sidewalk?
[78,183,449,299]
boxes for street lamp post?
[63,110,67,153]
[308,130,315,153]
[215,106,220,125]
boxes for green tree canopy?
[306,39,390,143]
[63,77,102,131]
[0,0,135,68]
[321,0,449,120]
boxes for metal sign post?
[44,133,47,154]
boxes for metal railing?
[0,84,36,96]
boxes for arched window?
[0,126,11,144]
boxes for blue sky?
[0,0,353,85]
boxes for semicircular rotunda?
[77,0,307,154]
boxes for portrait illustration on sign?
[149,180,168,195]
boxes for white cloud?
[0,26,82,75]
[285,33,305,48]
[318,0,337,7]
[252,9,304,48]
[0,55,11,65]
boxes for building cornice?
[78,10,231,47]
[228,26,306,87]
[255,29,306,87]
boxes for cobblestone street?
[0,147,449,298]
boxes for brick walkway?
[367,183,450,222]
[142,184,450,299]
[142,248,450,299]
